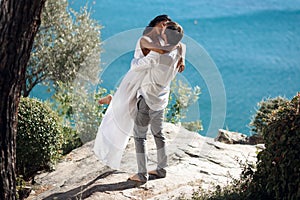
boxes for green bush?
[250,96,289,136]
[17,97,63,179]
[60,126,82,155]
[249,93,300,200]
[51,81,107,143]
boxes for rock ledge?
[28,123,260,200]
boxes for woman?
[93,18,185,174]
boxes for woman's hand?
[177,57,185,73]
[176,43,185,73]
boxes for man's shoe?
[128,173,147,184]
[148,168,166,179]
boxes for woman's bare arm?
[140,37,176,54]
[176,43,185,73]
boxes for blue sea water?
[34,0,300,137]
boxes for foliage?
[17,97,63,180]
[16,176,31,200]
[60,126,82,155]
[250,96,289,136]
[71,85,107,143]
[166,79,203,132]
[23,0,102,96]
[249,92,300,200]
[181,121,203,133]
[24,0,104,145]
[51,81,108,143]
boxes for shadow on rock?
[43,170,141,200]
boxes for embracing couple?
[93,15,186,184]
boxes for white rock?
[27,123,259,200]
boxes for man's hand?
[177,57,185,73]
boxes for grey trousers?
[133,96,167,181]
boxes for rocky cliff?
[27,123,262,200]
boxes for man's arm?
[130,50,159,71]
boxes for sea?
[32,0,300,137]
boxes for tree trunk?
[0,0,46,199]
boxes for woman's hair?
[148,14,171,27]
[165,21,184,45]
[143,14,172,35]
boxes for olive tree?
[20,0,103,143]
[22,0,102,97]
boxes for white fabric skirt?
[93,69,146,169]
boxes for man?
[128,21,185,183]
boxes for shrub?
[60,126,82,155]
[166,79,203,132]
[17,97,63,179]
[249,93,300,200]
[250,96,289,136]
[51,81,107,143]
